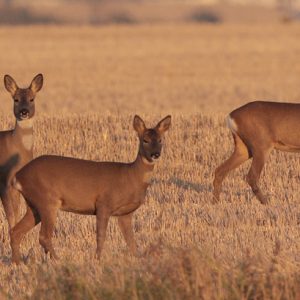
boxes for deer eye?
[158,139,162,143]
[30,98,34,102]
[14,99,19,103]
[143,139,149,144]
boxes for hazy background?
[0,0,299,25]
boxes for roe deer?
[0,74,43,228]
[10,115,171,264]
[213,100,300,204]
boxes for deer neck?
[13,119,34,151]
[133,154,155,185]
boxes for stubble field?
[0,24,300,299]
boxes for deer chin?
[151,155,160,161]
[18,115,30,121]
[142,157,155,165]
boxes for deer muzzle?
[151,152,160,160]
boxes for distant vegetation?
[89,10,137,25]
[187,9,222,23]
[0,6,58,24]
[0,0,294,25]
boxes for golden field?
[0,24,299,298]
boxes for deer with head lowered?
[213,100,300,204]
[10,115,171,264]
[0,74,43,229]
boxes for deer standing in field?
[0,74,43,228]
[213,101,300,204]
[10,115,171,264]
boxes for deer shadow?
[153,176,211,193]
[169,177,211,193]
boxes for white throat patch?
[143,170,153,184]
[17,119,33,129]
[22,135,33,150]
[141,157,155,183]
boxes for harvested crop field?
[0,24,300,299]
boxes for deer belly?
[112,202,141,216]
[60,197,96,215]
[274,128,300,152]
[274,141,300,152]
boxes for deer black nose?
[151,153,160,159]
[20,109,29,116]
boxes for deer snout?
[151,152,160,160]
[21,109,29,115]
[20,109,29,119]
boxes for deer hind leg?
[39,206,59,260]
[10,204,40,264]
[213,133,250,202]
[246,147,271,205]
[118,213,138,256]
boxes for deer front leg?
[96,202,110,259]
[10,187,21,225]
[118,213,138,256]
[2,186,20,229]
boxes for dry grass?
[1,24,300,116]
[0,24,299,298]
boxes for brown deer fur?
[10,115,171,264]
[0,74,43,228]
[213,101,300,204]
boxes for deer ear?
[133,115,146,136]
[30,73,43,93]
[156,115,171,133]
[4,75,18,96]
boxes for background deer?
[0,74,43,228]
[10,115,171,264]
[213,100,300,204]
